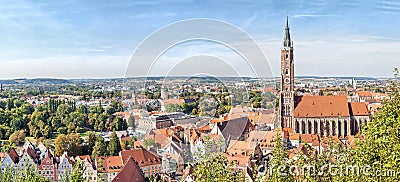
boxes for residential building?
[17,147,39,175]
[76,155,97,182]
[0,148,19,170]
[138,114,173,131]
[101,156,123,182]
[37,150,57,181]
[121,148,162,177]
[57,152,72,181]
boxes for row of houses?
[0,140,154,182]
[0,142,72,181]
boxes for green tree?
[9,130,25,146]
[127,113,135,128]
[267,131,294,182]
[352,68,400,181]
[0,165,50,182]
[54,133,82,157]
[192,155,243,181]
[70,160,84,182]
[128,136,137,148]
[92,136,107,159]
[110,117,127,131]
[108,132,121,156]
[165,104,182,112]
[86,131,97,151]
[142,138,155,149]
[181,102,198,114]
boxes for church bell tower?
[279,16,295,128]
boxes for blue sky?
[0,0,399,79]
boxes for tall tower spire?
[278,16,295,129]
[283,16,292,48]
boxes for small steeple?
[283,16,292,48]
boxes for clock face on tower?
[284,78,290,83]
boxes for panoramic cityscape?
[0,1,399,182]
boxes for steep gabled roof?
[8,148,19,164]
[26,147,39,162]
[349,102,370,116]
[112,157,145,182]
[217,117,252,141]
[294,96,350,117]
[121,148,161,167]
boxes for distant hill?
[0,78,71,84]
[295,76,378,80]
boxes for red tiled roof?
[198,124,211,131]
[210,118,225,124]
[289,133,300,140]
[349,102,370,116]
[299,134,320,146]
[281,127,293,139]
[104,156,123,173]
[294,96,350,117]
[257,113,275,124]
[112,157,145,182]
[222,153,251,167]
[357,91,372,97]
[121,148,161,167]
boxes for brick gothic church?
[278,17,370,137]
